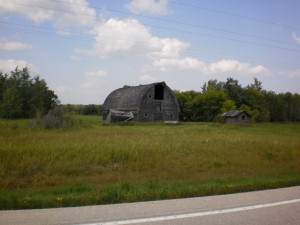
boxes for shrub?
[31,106,77,129]
[44,106,76,129]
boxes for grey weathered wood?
[222,110,251,124]
[103,82,180,122]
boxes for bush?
[31,106,76,129]
[44,107,76,129]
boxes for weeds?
[29,106,77,129]
[0,117,299,209]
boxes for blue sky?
[1,0,300,104]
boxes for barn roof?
[222,110,247,117]
[103,82,166,111]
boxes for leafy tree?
[240,104,259,122]
[281,92,300,122]
[201,79,224,92]
[1,85,22,118]
[175,77,300,122]
[0,67,59,119]
[223,78,247,107]
[265,91,286,122]
[174,90,200,121]
[188,80,228,121]
[82,104,100,115]
[245,78,270,122]
[221,99,237,112]
[198,87,227,121]
[0,72,7,102]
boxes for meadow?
[0,116,300,209]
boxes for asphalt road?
[1,186,299,225]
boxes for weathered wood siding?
[103,82,180,123]
[137,84,179,122]
[225,112,251,124]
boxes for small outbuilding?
[102,82,180,123]
[222,110,251,124]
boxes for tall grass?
[0,116,299,209]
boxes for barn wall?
[137,85,179,122]
[102,82,180,123]
[225,112,250,124]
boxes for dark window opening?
[242,116,245,120]
[144,113,148,117]
[154,84,164,100]
[148,94,152,99]
[170,114,173,118]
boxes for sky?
[0,0,300,104]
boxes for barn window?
[144,113,148,117]
[154,84,164,100]
[242,116,245,120]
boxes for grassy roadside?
[0,116,300,209]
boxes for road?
[0,186,299,225]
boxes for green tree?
[0,67,59,119]
[221,99,237,112]
[281,92,300,122]
[224,78,247,107]
[265,91,286,122]
[193,80,227,121]
[174,90,200,121]
[2,85,22,118]
[245,78,270,122]
[175,77,300,123]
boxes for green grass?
[0,116,300,209]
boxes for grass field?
[0,116,300,209]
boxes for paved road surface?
[1,186,299,225]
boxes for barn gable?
[103,82,180,122]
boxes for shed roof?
[103,82,166,111]
[222,110,247,117]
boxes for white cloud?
[152,57,270,76]
[127,0,169,15]
[139,74,159,83]
[78,17,270,78]
[81,70,107,89]
[80,18,189,60]
[292,32,300,45]
[0,37,32,50]
[208,59,270,75]
[90,18,152,57]
[149,37,189,59]
[0,0,96,29]
[0,59,39,74]
[55,70,109,103]
[288,69,300,78]
[152,57,206,72]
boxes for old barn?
[222,110,251,124]
[102,82,180,123]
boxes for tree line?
[63,104,103,115]
[1,67,299,122]
[0,67,59,119]
[174,78,300,122]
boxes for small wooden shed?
[102,82,180,123]
[222,110,251,124]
